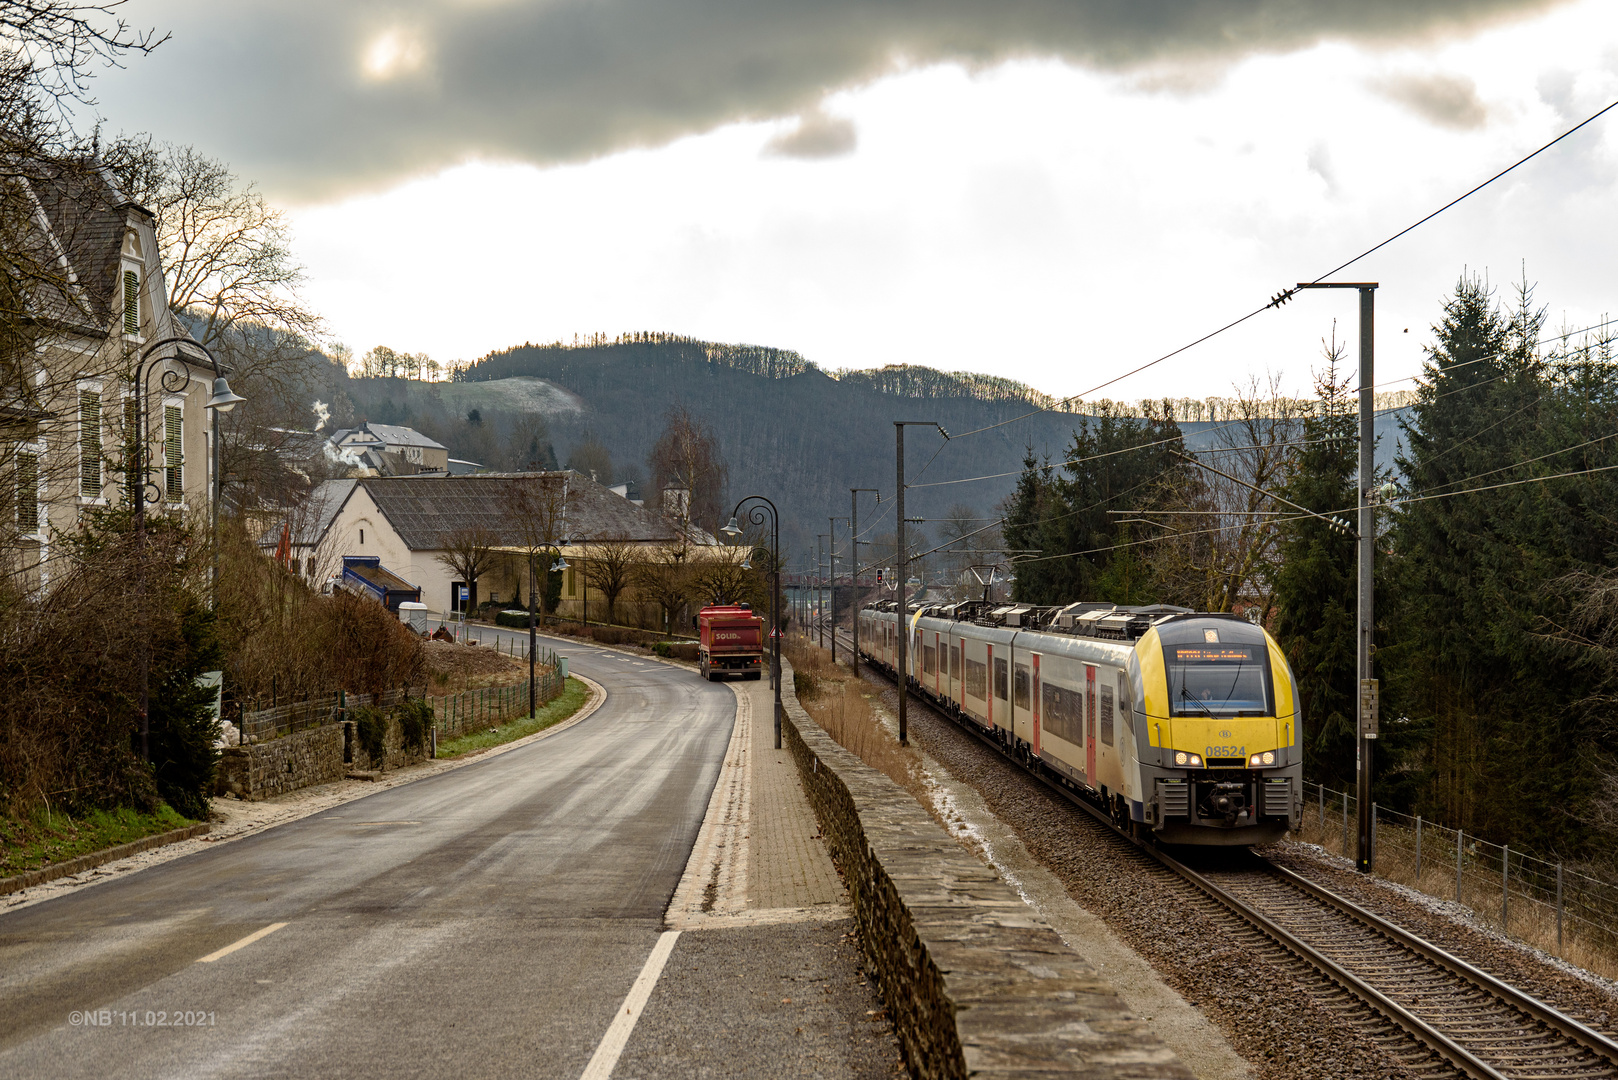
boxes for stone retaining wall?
[217,711,430,800]
[779,661,1192,1080]
[218,724,346,800]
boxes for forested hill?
[328,335,1409,562]
[455,337,1089,554]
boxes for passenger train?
[858,600,1302,845]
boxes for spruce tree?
[1272,339,1358,792]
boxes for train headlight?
[1249,751,1275,767]
[1173,751,1203,767]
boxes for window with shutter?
[164,405,183,501]
[16,451,36,531]
[79,390,101,496]
[123,270,139,335]
[123,398,139,504]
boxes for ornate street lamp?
[722,496,781,749]
[131,336,244,761]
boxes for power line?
[943,94,1618,444]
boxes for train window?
[1041,682,1081,745]
[1099,685,1114,746]
[924,644,937,675]
[950,645,960,679]
[965,658,987,700]
[993,657,1009,700]
[1163,643,1272,716]
[1117,671,1132,730]
[1013,664,1030,710]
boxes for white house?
[8,161,230,586]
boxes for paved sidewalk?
[665,671,845,928]
[743,676,845,912]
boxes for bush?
[397,698,432,752]
[651,641,672,657]
[351,706,387,766]
[495,609,534,629]
[794,670,819,700]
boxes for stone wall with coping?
[778,659,1192,1080]
[217,711,430,800]
[217,724,346,800]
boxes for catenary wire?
[940,95,1618,444]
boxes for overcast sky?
[87,0,1618,404]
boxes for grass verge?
[0,804,196,876]
[435,677,592,758]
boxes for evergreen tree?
[1001,405,1184,605]
[1382,274,1618,853]
[1272,341,1358,792]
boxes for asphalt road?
[0,639,740,1079]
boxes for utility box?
[398,601,428,634]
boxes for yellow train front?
[858,602,1302,846]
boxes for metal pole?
[1357,284,1377,874]
[852,490,860,677]
[211,407,220,608]
[1416,815,1423,883]
[1502,844,1510,931]
[528,555,537,716]
[896,423,908,746]
[1557,862,1564,954]
[1298,283,1378,875]
[817,534,825,648]
[828,515,837,663]
[1457,829,1464,903]
[772,509,781,750]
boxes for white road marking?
[196,922,288,963]
[578,930,681,1080]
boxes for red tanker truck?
[698,604,764,681]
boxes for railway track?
[834,628,1618,1079]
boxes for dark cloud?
[115,0,1559,196]
[765,111,857,159]
[1373,71,1489,128]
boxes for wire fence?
[237,646,567,743]
[431,667,565,739]
[1298,781,1618,971]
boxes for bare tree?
[632,539,692,635]
[102,139,320,350]
[688,545,760,607]
[566,430,613,484]
[582,537,637,625]
[646,405,727,531]
[434,524,501,629]
[1141,375,1305,616]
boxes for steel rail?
[839,627,1618,1079]
[1255,858,1618,1067]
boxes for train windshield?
[1164,643,1271,717]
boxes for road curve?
[0,639,735,1080]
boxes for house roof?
[362,471,711,550]
[292,470,714,552]
[343,423,446,451]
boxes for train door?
[1031,653,1042,755]
[985,644,994,730]
[933,631,941,695]
[1085,664,1097,782]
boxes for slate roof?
[21,161,137,334]
[296,471,713,552]
[342,423,446,451]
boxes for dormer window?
[122,270,139,335]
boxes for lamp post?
[894,421,948,746]
[723,497,781,750]
[850,489,878,678]
[1295,281,1378,874]
[132,336,245,761]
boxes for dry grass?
[785,633,928,804]
[423,640,531,691]
[1294,813,1618,980]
